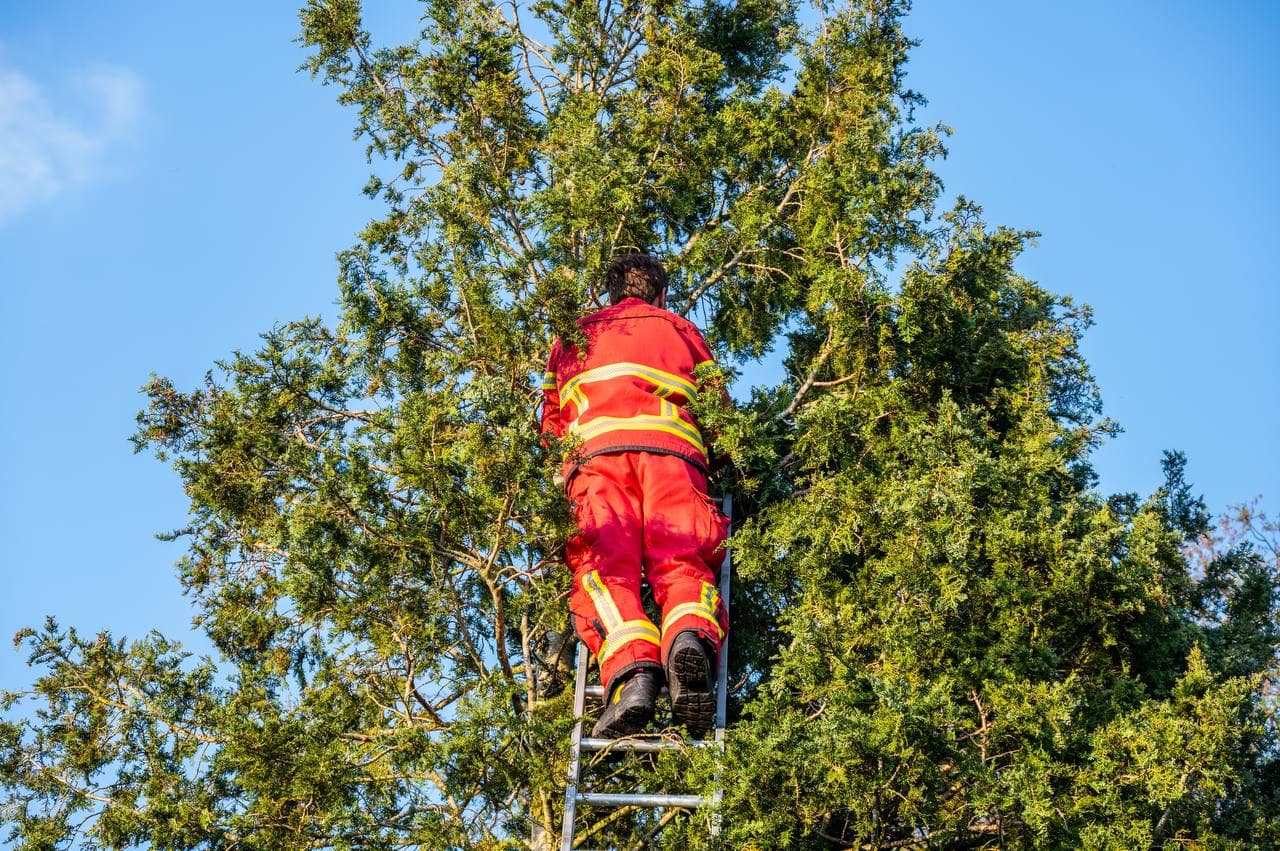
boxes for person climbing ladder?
[541,252,729,739]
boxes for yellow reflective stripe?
[599,619,661,665]
[541,370,557,391]
[583,570,623,631]
[582,572,662,666]
[662,583,723,637]
[577,419,705,455]
[563,362,697,401]
[561,362,697,406]
[571,414,705,455]
[662,602,723,637]
[581,416,704,452]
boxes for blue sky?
[2,2,1277,693]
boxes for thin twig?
[775,323,836,422]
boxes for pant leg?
[636,452,730,664]
[565,454,662,691]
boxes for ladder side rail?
[714,492,732,736]
[710,492,733,838]
[560,643,590,851]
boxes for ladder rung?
[579,736,718,753]
[584,685,669,700]
[575,792,710,808]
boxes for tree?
[3,1,1276,847]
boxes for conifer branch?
[679,154,812,315]
[776,323,836,422]
[503,2,551,117]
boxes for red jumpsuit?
[542,297,729,692]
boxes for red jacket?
[542,298,719,475]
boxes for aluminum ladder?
[559,494,732,851]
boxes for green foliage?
[4,1,1276,847]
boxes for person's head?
[605,253,668,306]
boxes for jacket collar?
[580,297,666,324]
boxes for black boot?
[592,666,661,739]
[666,630,716,737]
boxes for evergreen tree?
[3,1,1276,847]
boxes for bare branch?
[776,323,836,422]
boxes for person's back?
[542,296,713,477]
[541,254,729,738]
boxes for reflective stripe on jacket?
[541,298,718,475]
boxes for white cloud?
[0,64,143,223]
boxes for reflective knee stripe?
[662,602,723,637]
[582,570,624,631]
[662,582,723,638]
[599,619,661,665]
[582,571,660,665]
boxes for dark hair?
[605,253,668,305]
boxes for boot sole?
[668,644,715,736]
[591,699,654,739]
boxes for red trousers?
[566,451,729,692]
